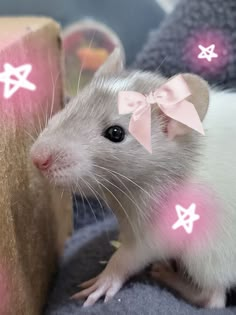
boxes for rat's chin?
[50,177,96,197]
[40,164,94,193]
[41,168,76,190]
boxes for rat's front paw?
[71,271,124,307]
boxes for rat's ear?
[163,73,210,139]
[93,47,125,78]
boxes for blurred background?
[0,0,167,65]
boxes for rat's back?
[185,89,236,289]
[198,89,236,204]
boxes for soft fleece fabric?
[45,217,236,314]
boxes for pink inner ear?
[156,107,188,139]
[167,120,190,140]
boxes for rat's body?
[30,49,236,308]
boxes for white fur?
[182,90,236,290]
[199,89,236,198]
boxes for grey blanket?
[45,216,236,314]
[134,0,236,89]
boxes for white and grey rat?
[30,48,236,309]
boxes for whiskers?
[44,159,153,241]
[47,49,61,125]
[90,164,155,238]
[92,175,139,238]
[24,129,36,142]
[72,182,87,227]
[24,53,62,144]
[95,172,150,224]
[76,30,97,95]
[60,162,154,239]
[92,164,153,199]
[71,173,112,231]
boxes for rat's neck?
[103,177,183,243]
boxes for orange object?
[77,47,109,71]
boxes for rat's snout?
[32,154,53,171]
[30,144,54,172]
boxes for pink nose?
[32,155,53,171]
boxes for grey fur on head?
[31,49,209,230]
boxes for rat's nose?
[32,154,53,171]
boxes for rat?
[30,48,236,309]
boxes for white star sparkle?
[197,44,218,62]
[172,203,200,234]
[0,63,36,99]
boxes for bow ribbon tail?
[159,100,205,135]
[129,106,152,153]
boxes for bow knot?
[118,75,205,153]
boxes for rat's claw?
[104,282,121,303]
[83,285,109,307]
[71,283,98,300]
[71,272,124,307]
[79,276,98,289]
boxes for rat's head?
[30,48,209,195]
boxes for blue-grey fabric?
[45,217,236,314]
[73,195,111,230]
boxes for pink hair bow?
[118,75,205,153]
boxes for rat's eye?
[104,125,125,143]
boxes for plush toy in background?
[134,0,236,89]
[62,19,125,97]
[0,17,72,315]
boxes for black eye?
[104,125,125,143]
